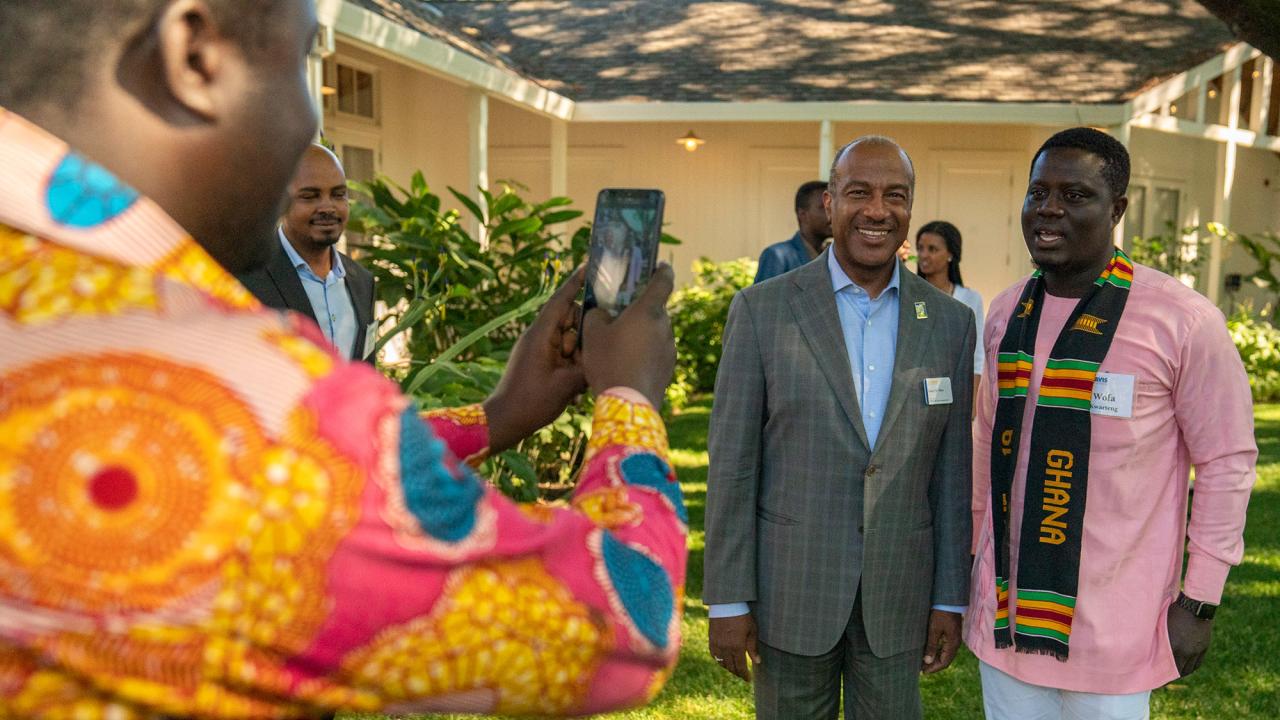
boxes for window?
[326,60,378,121]
[1124,181,1182,241]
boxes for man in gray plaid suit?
[704,136,975,719]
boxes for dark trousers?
[754,591,923,720]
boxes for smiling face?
[824,141,913,286]
[1022,147,1127,296]
[282,145,349,251]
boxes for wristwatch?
[1175,592,1218,620]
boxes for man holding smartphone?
[705,136,975,719]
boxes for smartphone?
[582,188,665,319]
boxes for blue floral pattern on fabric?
[399,407,482,542]
[45,153,140,228]
[601,530,673,650]
[620,453,686,524]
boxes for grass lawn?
[378,401,1280,719]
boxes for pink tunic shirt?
[964,265,1256,694]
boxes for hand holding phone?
[581,263,677,408]
[582,189,665,320]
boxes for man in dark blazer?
[704,136,975,719]
[238,144,375,362]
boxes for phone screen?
[582,189,665,317]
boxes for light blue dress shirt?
[709,252,964,620]
[828,249,899,449]
[278,229,358,359]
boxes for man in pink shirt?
[965,127,1257,719]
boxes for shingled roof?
[415,0,1235,104]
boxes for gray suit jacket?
[703,249,974,658]
[237,240,375,362]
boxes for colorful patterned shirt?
[0,108,688,718]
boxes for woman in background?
[916,220,984,397]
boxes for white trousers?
[980,661,1151,720]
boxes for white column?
[1110,122,1132,248]
[308,24,334,141]
[468,90,490,246]
[1207,65,1242,305]
[550,119,569,198]
[819,120,835,181]
[1256,57,1274,136]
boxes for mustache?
[311,213,343,223]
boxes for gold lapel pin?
[915,301,928,319]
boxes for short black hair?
[916,220,964,287]
[1031,127,1130,200]
[0,1,284,112]
[794,180,828,212]
[828,135,916,196]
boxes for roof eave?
[569,100,1127,126]
[317,0,574,120]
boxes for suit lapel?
[874,269,931,454]
[266,239,318,324]
[339,253,373,327]
[788,250,871,450]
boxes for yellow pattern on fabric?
[153,241,258,310]
[586,394,668,459]
[341,559,610,715]
[423,404,487,426]
[573,485,644,528]
[262,327,337,379]
[0,225,157,324]
[0,354,363,718]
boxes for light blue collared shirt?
[827,249,899,449]
[279,228,358,359]
[709,252,964,620]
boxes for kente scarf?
[990,249,1133,660]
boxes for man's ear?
[154,0,232,120]
[1111,195,1129,227]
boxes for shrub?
[667,257,757,409]
[1228,306,1280,403]
[349,174,592,501]
[1128,223,1212,281]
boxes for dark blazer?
[237,238,376,362]
[703,249,975,659]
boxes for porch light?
[676,130,705,152]
[1208,87,1218,99]
[321,85,338,96]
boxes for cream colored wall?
[1128,128,1280,309]
[488,112,1052,298]
[325,41,472,195]
[1223,147,1280,311]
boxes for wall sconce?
[1169,103,1178,115]
[321,85,338,96]
[676,130,705,152]
[1207,87,1218,99]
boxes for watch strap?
[1176,592,1218,620]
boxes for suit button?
[865,465,879,477]
[858,524,865,534]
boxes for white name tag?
[363,320,378,360]
[924,377,954,405]
[1090,372,1135,418]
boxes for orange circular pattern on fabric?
[0,354,265,614]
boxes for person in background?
[916,220,984,393]
[966,127,1256,720]
[0,0,686,716]
[754,180,831,283]
[238,144,377,361]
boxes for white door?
[747,148,821,261]
[929,151,1030,311]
